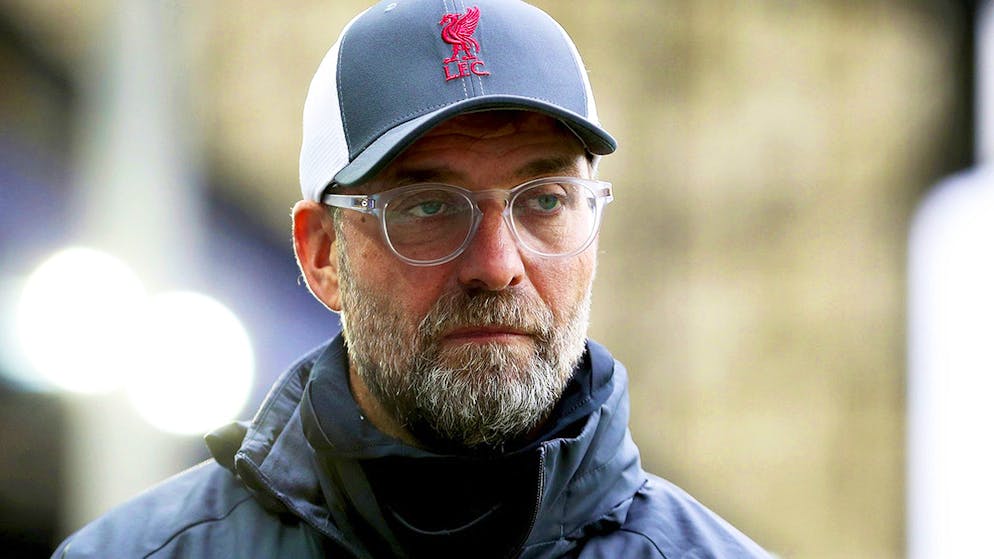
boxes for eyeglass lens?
[383,181,598,263]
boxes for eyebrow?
[394,167,452,185]
[391,155,583,187]
[517,155,583,179]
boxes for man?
[54,1,768,557]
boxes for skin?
[292,111,598,447]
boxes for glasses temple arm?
[596,185,614,203]
[321,193,377,213]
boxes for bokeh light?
[908,171,994,559]
[15,247,146,394]
[126,291,255,435]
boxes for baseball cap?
[299,0,617,200]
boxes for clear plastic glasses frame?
[322,176,614,267]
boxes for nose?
[456,204,525,291]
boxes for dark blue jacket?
[53,337,769,558]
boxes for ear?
[292,200,342,312]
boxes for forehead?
[366,111,588,189]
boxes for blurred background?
[0,0,987,557]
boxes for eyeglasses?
[322,176,613,266]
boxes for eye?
[390,189,463,221]
[519,185,570,215]
[410,199,445,217]
[534,194,561,212]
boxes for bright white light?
[15,247,146,393]
[908,168,994,559]
[126,291,254,435]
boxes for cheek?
[392,269,450,318]
[527,252,596,318]
[348,233,451,318]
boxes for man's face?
[334,112,598,452]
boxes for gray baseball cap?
[299,0,617,199]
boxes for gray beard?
[336,239,591,452]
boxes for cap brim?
[330,96,617,188]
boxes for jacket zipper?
[510,446,546,558]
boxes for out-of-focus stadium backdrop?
[0,1,981,557]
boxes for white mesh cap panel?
[298,10,368,201]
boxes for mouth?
[442,326,533,344]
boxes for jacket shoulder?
[577,475,770,559]
[52,460,323,558]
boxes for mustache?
[416,289,554,342]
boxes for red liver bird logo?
[440,7,482,64]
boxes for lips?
[442,325,533,343]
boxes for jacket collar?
[526,341,647,551]
[213,344,369,556]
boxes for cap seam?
[445,0,471,100]
[468,0,485,97]
[456,0,473,98]
[551,20,590,118]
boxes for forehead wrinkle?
[391,164,468,186]
[516,155,585,180]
